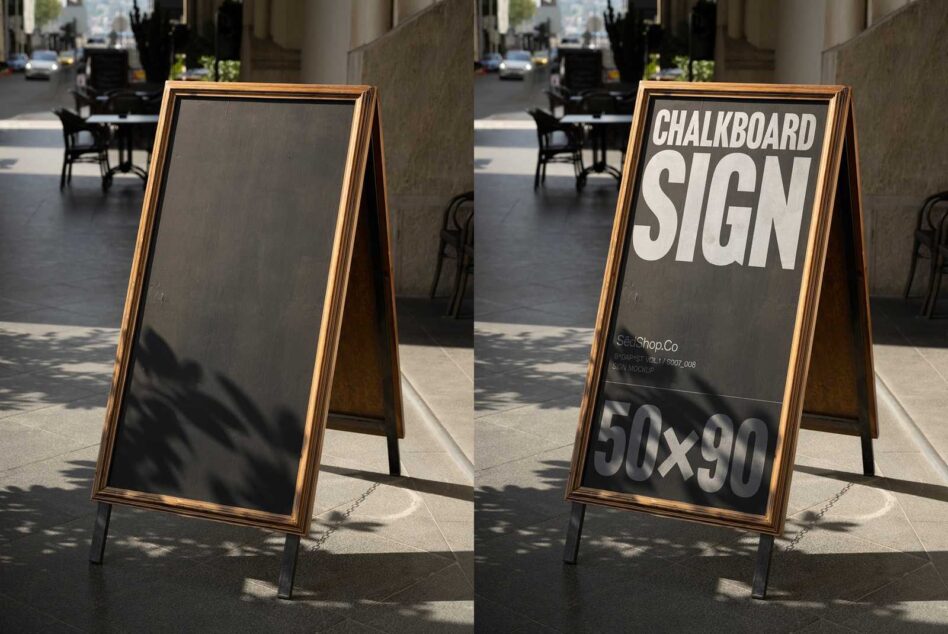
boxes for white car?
[25,50,59,79]
[499,50,533,80]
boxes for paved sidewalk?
[0,124,473,631]
[474,121,948,632]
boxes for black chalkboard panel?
[93,83,392,535]
[107,95,353,516]
[560,49,602,92]
[567,83,863,535]
[86,49,128,91]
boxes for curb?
[401,373,474,482]
[876,373,948,484]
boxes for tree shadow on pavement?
[475,457,948,632]
[0,459,473,632]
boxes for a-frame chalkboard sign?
[564,82,877,599]
[90,83,403,600]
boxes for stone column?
[352,0,393,49]
[774,0,826,84]
[394,0,434,26]
[824,0,866,49]
[728,0,744,39]
[868,0,909,26]
[300,0,353,84]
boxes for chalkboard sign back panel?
[566,83,873,535]
[92,83,393,535]
[328,114,404,439]
[801,115,877,439]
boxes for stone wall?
[823,0,948,295]
[348,0,474,296]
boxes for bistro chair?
[53,109,111,191]
[903,191,948,302]
[581,91,617,116]
[107,90,144,115]
[528,108,585,191]
[430,192,475,308]
[545,89,568,118]
[70,88,94,117]
[922,211,948,318]
[449,211,474,319]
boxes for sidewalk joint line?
[401,372,473,481]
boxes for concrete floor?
[0,75,473,632]
[473,72,948,632]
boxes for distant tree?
[603,0,646,85]
[34,0,62,29]
[130,0,172,84]
[509,0,536,29]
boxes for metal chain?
[307,482,381,552]
[783,481,854,553]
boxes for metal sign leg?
[752,533,775,599]
[563,502,587,565]
[386,423,401,477]
[860,429,875,477]
[277,534,301,600]
[89,502,112,565]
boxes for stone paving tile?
[0,419,93,471]
[4,393,108,442]
[475,420,564,473]
[474,595,559,633]
[0,593,78,633]
[354,562,474,633]
[0,446,98,544]
[828,562,948,632]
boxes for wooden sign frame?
[89,83,403,599]
[563,82,877,597]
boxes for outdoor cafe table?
[560,113,633,190]
[86,114,160,190]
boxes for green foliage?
[170,54,186,80]
[645,53,660,80]
[199,56,240,82]
[673,55,714,82]
[508,0,536,29]
[34,0,62,29]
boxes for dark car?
[481,52,502,72]
[7,53,29,72]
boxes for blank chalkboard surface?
[93,83,401,535]
[567,82,876,535]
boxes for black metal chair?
[545,89,565,118]
[53,109,111,191]
[581,91,617,116]
[430,192,475,308]
[449,211,474,319]
[903,191,948,302]
[107,89,144,115]
[923,211,948,318]
[527,108,585,191]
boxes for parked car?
[499,50,533,80]
[58,49,76,66]
[481,52,502,72]
[650,67,684,81]
[25,50,59,79]
[6,53,29,72]
[531,50,550,66]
